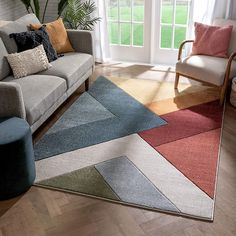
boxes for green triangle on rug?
[38,166,120,201]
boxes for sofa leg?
[175,73,180,89]
[85,78,89,91]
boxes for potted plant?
[59,0,101,30]
[20,0,100,29]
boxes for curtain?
[192,0,235,24]
[94,0,111,63]
[213,0,236,20]
[192,0,216,24]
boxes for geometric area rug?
[34,76,224,221]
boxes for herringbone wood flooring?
[0,63,236,236]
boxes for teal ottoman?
[0,117,35,200]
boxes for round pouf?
[0,117,35,200]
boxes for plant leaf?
[58,0,69,17]
[33,0,40,19]
[20,0,31,11]
[62,0,100,30]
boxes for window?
[107,0,145,46]
[160,0,191,49]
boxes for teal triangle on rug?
[34,76,166,160]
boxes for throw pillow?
[0,14,41,54]
[6,44,51,79]
[9,27,58,62]
[192,22,233,58]
[30,18,75,54]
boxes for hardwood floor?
[0,63,236,236]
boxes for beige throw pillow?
[6,44,51,79]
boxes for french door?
[107,0,193,64]
[107,0,152,63]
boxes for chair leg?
[220,86,226,106]
[85,78,89,91]
[175,73,180,89]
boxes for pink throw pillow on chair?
[192,22,233,58]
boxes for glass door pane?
[174,27,186,48]
[107,0,150,63]
[109,22,119,44]
[133,0,144,21]
[161,0,173,24]
[161,26,172,48]
[160,0,191,49]
[175,0,189,24]
[133,24,144,46]
[121,23,131,45]
[107,0,145,47]
[120,0,131,21]
[108,0,118,20]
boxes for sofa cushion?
[39,52,94,88]
[0,38,10,80]
[0,14,40,53]
[3,75,67,125]
[176,55,236,86]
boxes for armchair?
[175,19,236,105]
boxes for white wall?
[229,0,236,20]
[0,0,59,22]
[0,0,27,20]
[213,0,236,20]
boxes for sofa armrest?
[67,29,95,58]
[0,82,26,119]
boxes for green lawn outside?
[108,4,188,48]
[161,5,188,24]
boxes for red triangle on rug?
[139,100,223,148]
[155,129,221,199]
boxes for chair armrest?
[178,40,194,60]
[227,51,236,67]
[225,52,236,79]
[223,51,236,86]
[0,82,26,119]
[67,29,95,58]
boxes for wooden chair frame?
[175,40,236,105]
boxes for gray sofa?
[0,14,95,133]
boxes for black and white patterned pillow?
[9,27,58,62]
